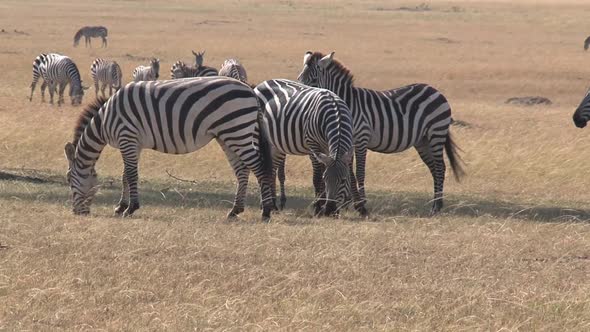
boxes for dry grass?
[1,0,590,330]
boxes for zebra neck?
[75,117,105,174]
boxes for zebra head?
[70,83,89,106]
[298,51,334,88]
[151,58,160,79]
[111,62,122,89]
[64,142,99,215]
[314,150,353,216]
[573,89,590,128]
[192,50,205,67]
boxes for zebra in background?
[170,50,218,79]
[90,58,122,97]
[132,58,159,82]
[29,53,60,102]
[30,53,88,106]
[254,79,354,216]
[64,77,275,219]
[298,51,464,215]
[219,59,248,84]
[73,26,108,48]
[584,36,590,51]
[573,89,590,127]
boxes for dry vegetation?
[1,0,590,330]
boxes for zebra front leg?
[120,144,141,217]
[114,167,130,216]
[416,141,446,215]
[57,83,66,106]
[309,155,326,216]
[353,146,369,217]
[40,81,47,103]
[47,82,55,104]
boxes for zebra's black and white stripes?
[29,53,87,106]
[64,77,275,219]
[73,26,108,48]
[254,79,354,215]
[171,51,218,79]
[298,51,464,214]
[90,58,122,97]
[132,58,160,82]
[219,59,248,84]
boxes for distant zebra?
[219,59,248,84]
[573,89,590,127]
[73,26,108,48]
[170,50,218,79]
[90,58,122,97]
[30,53,88,106]
[29,53,60,102]
[585,36,590,51]
[298,51,464,214]
[64,77,275,219]
[254,79,354,216]
[132,58,160,82]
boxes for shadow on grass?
[1,174,589,223]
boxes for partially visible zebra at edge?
[90,58,122,97]
[298,51,465,215]
[73,26,108,48]
[64,77,276,220]
[170,50,218,79]
[132,58,160,82]
[219,59,249,85]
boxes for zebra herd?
[38,48,467,220]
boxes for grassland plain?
[1,0,590,330]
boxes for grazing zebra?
[29,53,60,102]
[132,58,160,82]
[73,26,108,48]
[90,58,122,97]
[30,53,88,106]
[298,51,464,215]
[254,79,354,216]
[64,77,275,219]
[219,59,248,84]
[170,50,218,79]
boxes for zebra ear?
[314,152,333,166]
[318,51,334,69]
[64,142,76,163]
[303,51,313,65]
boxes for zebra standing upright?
[30,53,88,106]
[254,79,354,216]
[170,50,218,79]
[64,77,275,219]
[29,53,60,102]
[219,59,248,84]
[298,51,464,215]
[132,58,159,82]
[90,58,122,97]
[73,26,108,48]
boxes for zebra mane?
[309,52,355,86]
[73,97,107,147]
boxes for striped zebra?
[64,77,275,219]
[90,58,122,97]
[573,89,590,127]
[170,51,218,79]
[254,79,354,216]
[29,53,59,102]
[30,53,88,106]
[132,58,160,82]
[219,59,248,84]
[298,51,465,215]
[73,26,108,48]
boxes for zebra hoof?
[122,203,140,217]
[261,207,272,222]
[114,203,129,216]
[227,206,244,218]
[279,197,287,210]
[355,204,369,218]
[430,201,443,216]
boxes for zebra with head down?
[73,26,108,48]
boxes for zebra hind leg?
[218,140,250,218]
[276,155,287,210]
[352,145,369,217]
[40,81,47,103]
[309,155,326,216]
[114,165,130,215]
[415,140,446,215]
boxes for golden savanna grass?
[1,0,590,330]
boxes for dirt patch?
[125,53,154,62]
[0,29,29,35]
[194,20,235,26]
[450,118,471,128]
[505,96,552,106]
[427,37,458,44]
[395,3,431,12]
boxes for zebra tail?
[256,106,273,180]
[445,132,465,182]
